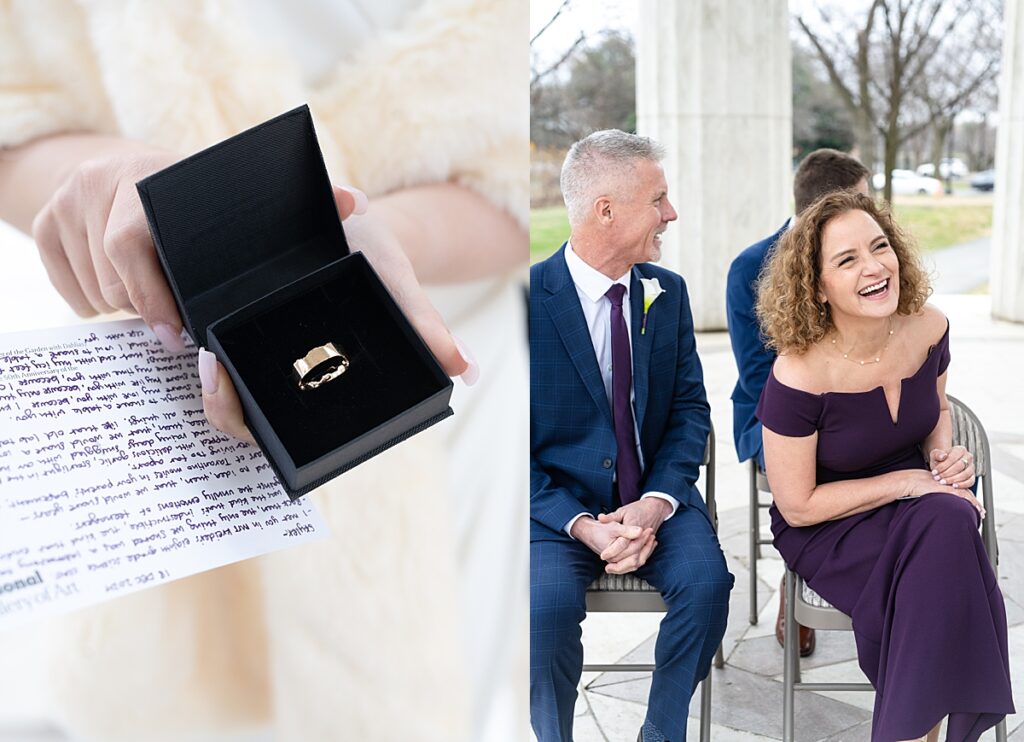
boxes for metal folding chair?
[781,395,1007,742]
[583,424,722,742]
[749,458,773,623]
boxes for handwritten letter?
[0,320,327,629]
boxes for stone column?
[992,0,1024,323]
[636,0,791,330]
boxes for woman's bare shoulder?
[903,303,949,346]
[772,350,823,394]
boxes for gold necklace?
[831,317,895,365]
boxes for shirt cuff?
[565,512,594,538]
[641,492,679,520]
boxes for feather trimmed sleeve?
[0,0,116,148]
[311,0,528,228]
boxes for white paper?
[0,319,327,630]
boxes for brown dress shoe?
[775,575,816,657]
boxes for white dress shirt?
[563,244,679,537]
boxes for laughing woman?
[755,190,1013,742]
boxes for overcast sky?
[530,0,637,69]
[530,0,997,123]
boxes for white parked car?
[872,169,944,196]
[915,158,968,179]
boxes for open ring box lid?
[136,105,454,499]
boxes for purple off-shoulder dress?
[756,324,1014,741]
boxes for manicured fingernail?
[933,475,940,481]
[198,348,219,395]
[952,483,959,489]
[940,479,947,485]
[453,334,480,387]
[931,469,938,475]
[340,186,368,215]
[153,323,186,353]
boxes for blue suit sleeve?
[726,253,775,462]
[531,456,589,535]
[642,279,711,504]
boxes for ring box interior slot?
[136,104,454,498]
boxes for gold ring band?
[293,342,349,390]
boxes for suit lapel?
[542,247,614,427]
[630,267,654,433]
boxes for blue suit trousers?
[530,505,733,741]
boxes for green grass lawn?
[530,202,991,262]
[530,207,570,262]
[889,202,992,252]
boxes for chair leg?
[699,664,712,742]
[714,641,724,670]
[749,461,759,625]
[782,569,797,742]
[996,718,1007,742]
[754,468,764,560]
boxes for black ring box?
[136,105,454,498]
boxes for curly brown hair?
[755,191,931,355]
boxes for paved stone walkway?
[925,236,991,294]
[571,295,1024,741]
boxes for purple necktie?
[606,284,641,505]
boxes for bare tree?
[795,0,1002,202]
[915,10,1001,181]
[960,115,997,171]
[792,44,857,159]
[530,0,585,106]
[531,31,636,148]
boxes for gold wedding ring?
[293,342,349,391]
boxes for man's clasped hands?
[569,498,675,575]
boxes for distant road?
[925,236,990,294]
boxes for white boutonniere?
[639,277,665,335]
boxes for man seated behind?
[531,130,733,742]
[726,148,870,657]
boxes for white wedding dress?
[0,1,528,740]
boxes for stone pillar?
[636,0,791,330]
[992,0,1024,323]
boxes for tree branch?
[797,13,860,113]
[531,32,585,90]
[531,0,572,46]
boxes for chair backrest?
[586,423,715,612]
[701,425,717,532]
[947,395,998,568]
[948,395,991,480]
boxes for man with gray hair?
[531,130,733,742]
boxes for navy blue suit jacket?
[725,222,787,465]
[530,245,712,543]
